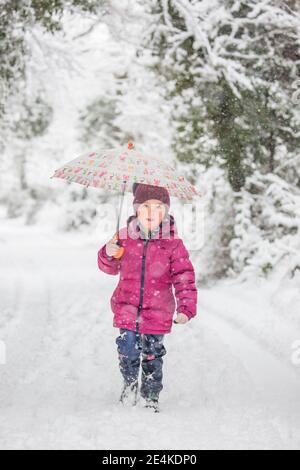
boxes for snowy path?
[0,217,299,449]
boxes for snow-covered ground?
[0,210,300,450]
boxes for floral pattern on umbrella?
[50,142,201,201]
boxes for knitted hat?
[132,183,170,208]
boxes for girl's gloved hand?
[105,234,120,257]
[174,313,189,324]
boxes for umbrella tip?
[127,141,134,150]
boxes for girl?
[98,183,197,412]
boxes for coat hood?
[126,213,178,241]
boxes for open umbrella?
[50,141,201,257]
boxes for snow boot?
[119,381,138,406]
[142,391,160,413]
[144,397,159,413]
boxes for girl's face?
[137,199,166,232]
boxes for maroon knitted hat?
[133,183,170,208]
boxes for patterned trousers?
[115,328,167,400]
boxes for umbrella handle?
[113,234,125,259]
[113,179,127,260]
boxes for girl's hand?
[105,234,120,257]
[174,313,189,324]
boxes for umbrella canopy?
[50,141,200,202]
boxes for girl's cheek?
[139,213,147,223]
[157,210,165,223]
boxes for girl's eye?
[142,203,162,210]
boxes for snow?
[1,0,300,451]
[0,211,299,450]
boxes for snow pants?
[115,328,167,400]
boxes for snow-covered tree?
[140,0,300,190]
[196,166,235,283]
[0,1,139,223]
[133,0,300,279]
[230,172,300,278]
[0,1,104,112]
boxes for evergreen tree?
[141,0,300,191]
[138,0,300,278]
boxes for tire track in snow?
[200,301,300,448]
[0,244,51,407]
[201,293,300,382]
[200,276,300,370]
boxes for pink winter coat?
[97,215,197,334]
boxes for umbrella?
[50,141,201,257]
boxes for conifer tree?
[141,0,300,191]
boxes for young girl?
[98,183,197,412]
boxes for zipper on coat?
[136,238,150,332]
